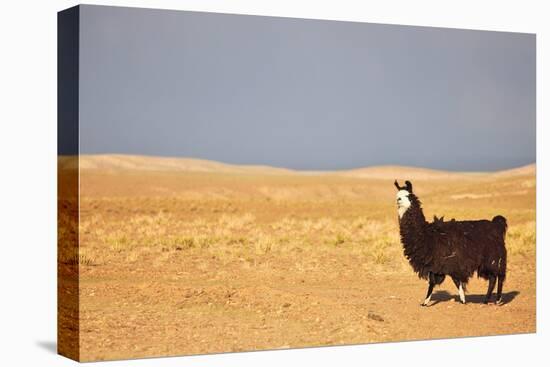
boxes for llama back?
[430,217,507,245]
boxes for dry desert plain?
[58,155,536,361]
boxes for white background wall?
[0,1,546,366]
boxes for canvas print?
[58,5,536,362]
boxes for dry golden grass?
[58,156,536,361]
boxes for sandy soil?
[58,156,536,361]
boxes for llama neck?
[398,200,427,245]
[398,196,431,278]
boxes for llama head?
[394,180,413,218]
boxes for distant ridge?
[59,154,535,179]
[339,163,535,180]
[491,163,536,177]
[59,154,295,175]
[338,165,470,180]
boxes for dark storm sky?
[77,5,535,171]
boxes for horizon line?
[59,153,536,174]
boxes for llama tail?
[492,215,508,241]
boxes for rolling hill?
[59,154,535,180]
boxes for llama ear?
[394,180,401,191]
[405,180,413,193]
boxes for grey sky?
[78,5,535,171]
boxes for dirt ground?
[58,156,536,361]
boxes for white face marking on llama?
[396,190,411,218]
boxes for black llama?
[394,180,508,306]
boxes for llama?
[394,180,508,306]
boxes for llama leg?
[422,281,435,306]
[451,277,462,302]
[496,275,505,305]
[422,273,437,306]
[484,275,496,304]
[458,282,466,304]
[451,277,460,289]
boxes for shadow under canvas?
[36,340,57,354]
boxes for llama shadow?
[430,290,520,306]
